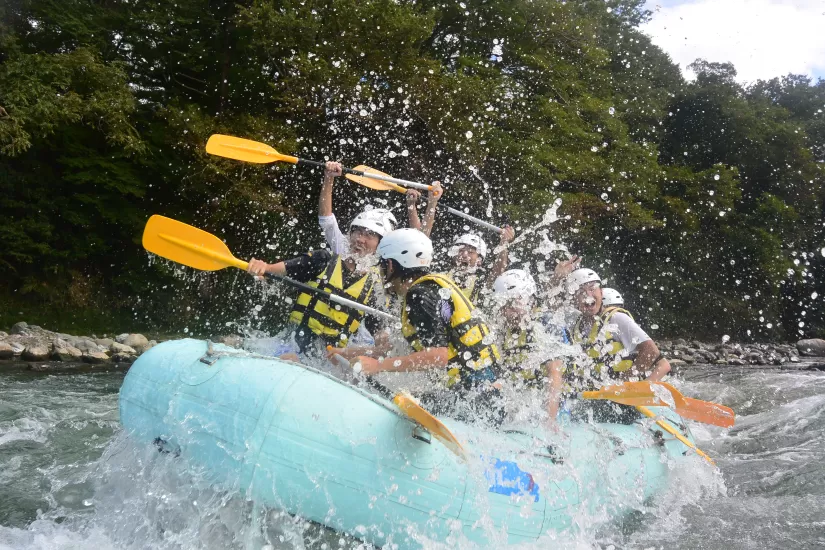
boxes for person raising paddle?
[319,161,397,255]
[245,210,396,358]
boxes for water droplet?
[591,146,599,152]
[83,499,93,506]
[465,130,473,139]
[714,174,720,180]
[608,107,615,115]
[650,324,659,330]
[438,287,452,299]
[721,335,730,343]
[812,292,818,299]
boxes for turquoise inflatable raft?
[119,339,699,548]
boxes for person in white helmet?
[245,205,394,356]
[546,268,670,425]
[328,229,504,424]
[447,229,515,304]
[600,288,624,309]
[491,269,568,388]
[318,161,397,255]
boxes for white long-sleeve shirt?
[318,214,349,254]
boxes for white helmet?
[493,269,537,301]
[565,268,601,294]
[601,288,624,307]
[451,233,487,257]
[351,208,397,237]
[377,228,433,268]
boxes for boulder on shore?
[0,342,13,359]
[52,341,83,362]
[22,344,50,361]
[121,333,149,351]
[10,321,28,335]
[796,339,825,357]
[82,351,110,364]
[110,342,137,355]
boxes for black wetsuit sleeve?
[406,283,450,349]
[283,249,332,282]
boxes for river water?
[1,362,823,549]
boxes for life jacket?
[401,273,501,389]
[288,254,377,347]
[568,307,635,387]
[500,326,543,385]
[449,268,482,304]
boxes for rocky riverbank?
[3,320,825,372]
[0,321,155,369]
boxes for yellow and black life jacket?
[449,268,482,304]
[500,326,544,385]
[570,307,635,381]
[401,273,500,388]
[288,254,377,347]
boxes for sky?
[641,0,825,84]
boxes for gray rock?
[115,333,130,344]
[796,339,825,356]
[0,342,13,359]
[82,351,110,364]
[690,340,704,350]
[790,355,800,363]
[727,357,746,366]
[9,342,25,356]
[122,334,149,350]
[52,342,83,362]
[110,342,137,355]
[681,354,696,364]
[140,339,157,354]
[668,358,686,366]
[94,338,114,348]
[0,331,7,339]
[10,321,29,335]
[22,344,50,361]
[74,338,102,353]
[673,338,688,347]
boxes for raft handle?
[412,426,432,445]
[199,340,219,366]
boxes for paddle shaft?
[264,273,398,323]
[637,406,715,465]
[444,206,503,234]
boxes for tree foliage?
[0,0,823,339]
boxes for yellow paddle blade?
[142,215,248,272]
[205,134,298,165]
[345,165,407,193]
[637,406,716,466]
[392,392,467,460]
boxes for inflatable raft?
[119,339,698,548]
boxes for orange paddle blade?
[142,215,247,271]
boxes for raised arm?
[489,225,515,281]
[318,161,342,217]
[406,189,423,230]
[419,182,443,237]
